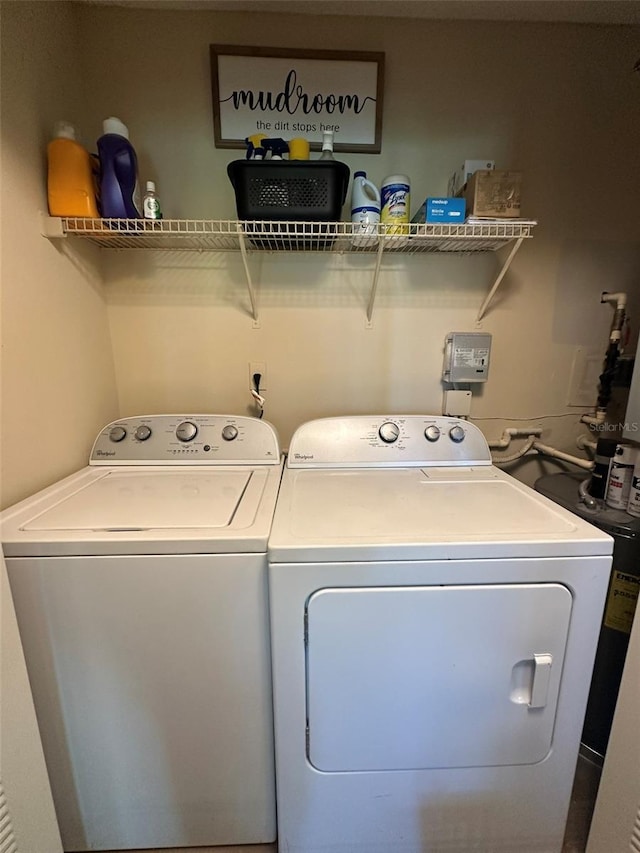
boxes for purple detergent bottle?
[97,117,142,218]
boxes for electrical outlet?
[249,362,267,391]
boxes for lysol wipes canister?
[381,174,410,234]
[605,444,636,509]
[627,454,640,517]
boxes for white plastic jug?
[351,171,381,247]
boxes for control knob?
[449,425,465,443]
[379,422,400,444]
[109,426,127,443]
[176,421,198,443]
[135,425,152,442]
[424,425,441,442]
[222,425,238,442]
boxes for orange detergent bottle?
[47,121,99,217]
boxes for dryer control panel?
[90,415,280,465]
[287,415,491,467]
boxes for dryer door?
[306,583,572,771]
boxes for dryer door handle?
[529,653,553,708]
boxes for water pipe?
[491,436,538,465]
[576,434,597,453]
[595,290,628,418]
[579,292,628,427]
[601,291,627,342]
[578,478,599,510]
[581,411,606,427]
[488,427,542,449]
[532,441,594,471]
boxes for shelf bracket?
[236,224,259,327]
[365,236,388,328]
[476,235,525,322]
[41,214,65,239]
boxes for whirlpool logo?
[293,453,314,460]
[96,450,116,457]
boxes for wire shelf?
[52,217,535,254]
[42,216,536,325]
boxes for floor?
[101,755,602,853]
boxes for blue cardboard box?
[413,197,466,224]
[427,197,466,223]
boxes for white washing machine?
[1,414,282,852]
[268,415,614,853]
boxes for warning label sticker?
[453,347,489,368]
[604,570,640,634]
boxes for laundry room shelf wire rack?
[42,216,536,325]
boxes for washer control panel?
[91,415,280,465]
[288,416,491,468]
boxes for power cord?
[251,372,265,418]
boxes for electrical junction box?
[443,332,492,383]
[443,389,472,417]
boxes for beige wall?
[0,1,119,509]
[76,7,640,483]
[3,3,640,504]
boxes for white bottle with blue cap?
[351,171,381,247]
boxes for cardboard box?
[412,197,466,224]
[461,170,521,218]
[448,159,495,196]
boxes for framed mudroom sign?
[210,45,385,153]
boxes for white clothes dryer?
[1,414,282,852]
[268,415,613,853]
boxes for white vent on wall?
[0,785,19,853]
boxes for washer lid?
[1,462,283,556]
[269,466,614,561]
[22,470,251,531]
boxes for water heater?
[623,335,640,441]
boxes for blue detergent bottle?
[97,117,142,218]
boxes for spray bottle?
[245,134,268,160]
[262,138,289,160]
[319,130,335,160]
